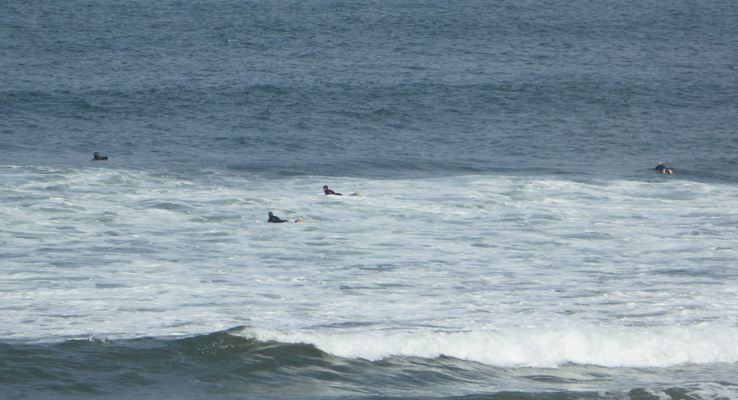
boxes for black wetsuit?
[655,164,668,172]
[268,215,288,223]
[324,189,342,196]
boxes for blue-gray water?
[2,1,738,399]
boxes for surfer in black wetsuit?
[323,185,341,195]
[268,212,303,223]
[655,162,673,174]
[92,152,108,161]
[323,185,358,196]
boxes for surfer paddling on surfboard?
[267,212,303,223]
[323,185,359,196]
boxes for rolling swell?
[0,331,337,399]
[2,329,736,400]
[0,331,454,399]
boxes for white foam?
[236,324,738,368]
[2,166,738,360]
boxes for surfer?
[268,212,303,223]
[323,185,341,195]
[323,185,358,196]
[655,162,673,174]
[92,152,108,161]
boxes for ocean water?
[1,0,738,399]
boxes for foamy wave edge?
[233,325,738,368]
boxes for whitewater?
[2,166,737,372]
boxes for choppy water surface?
[2,0,738,398]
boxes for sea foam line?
[236,325,738,368]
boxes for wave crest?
[235,325,738,368]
